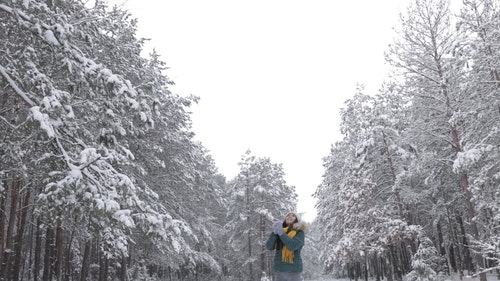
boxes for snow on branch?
[0,65,35,106]
[453,147,490,173]
[29,106,55,138]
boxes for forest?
[0,0,499,280]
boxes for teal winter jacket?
[265,222,307,272]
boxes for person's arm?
[265,233,278,250]
[278,230,304,251]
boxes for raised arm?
[278,230,304,251]
[265,232,278,250]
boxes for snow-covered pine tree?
[316,87,420,281]
[300,218,324,280]
[406,236,447,281]
[316,1,500,280]
[454,0,500,273]
[386,0,488,280]
[0,0,223,279]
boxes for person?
[265,212,308,281]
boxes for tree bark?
[0,182,7,279]
[245,174,253,281]
[438,53,487,281]
[42,226,54,281]
[34,218,42,281]
[120,253,128,281]
[0,180,6,255]
[54,219,63,281]
[64,231,73,281]
[364,256,369,281]
[79,240,91,281]
[450,216,464,277]
[12,188,31,281]
[98,253,109,281]
[259,214,266,280]
[3,180,20,280]
[457,215,473,274]
[385,250,394,281]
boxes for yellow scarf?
[281,228,297,263]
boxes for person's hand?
[273,221,283,235]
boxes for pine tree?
[406,236,447,281]
[455,0,500,272]
[386,0,488,279]
[1,0,223,279]
[316,87,420,281]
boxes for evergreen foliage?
[315,0,500,280]
[0,0,225,279]
[406,236,447,281]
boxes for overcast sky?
[116,0,409,222]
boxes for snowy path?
[305,273,497,281]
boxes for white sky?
[116,0,409,222]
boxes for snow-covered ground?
[306,273,498,281]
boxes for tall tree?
[1,0,223,279]
[316,1,500,280]
[386,0,488,279]
[455,0,500,272]
[316,86,421,281]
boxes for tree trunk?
[42,226,54,281]
[347,262,353,281]
[436,221,446,256]
[12,188,31,281]
[457,171,486,281]
[385,251,394,281]
[401,242,412,275]
[457,215,473,274]
[3,180,20,280]
[355,261,361,281]
[54,219,63,281]
[0,184,7,279]
[0,180,6,253]
[376,255,383,281]
[64,231,73,281]
[364,256,369,281]
[34,218,42,281]
[259,214,266,280]
[439,56,487,280]
[245,175,254,281]
[120,253,128,281]
[453,224,464,277]
[98,253,109,281]
[247,225,253,281]
[445,206,461,276]
[79,240,91,281]
[398,246,404,281]
[444,239,454,276]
